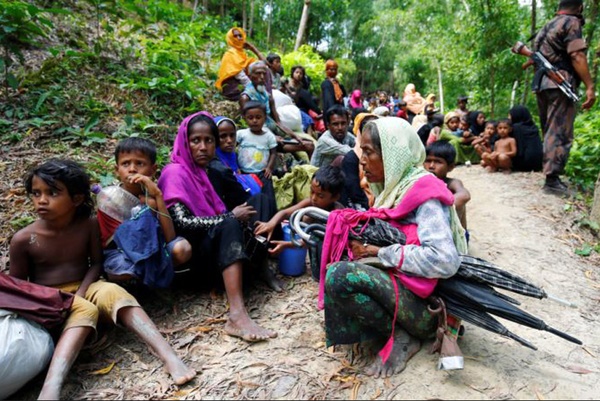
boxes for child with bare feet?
[481,119,517,173]
[254,165,345,255]
[97,137,192,287]
[158,112,277,343]
[425,140,472,240]
[9,160,196,400]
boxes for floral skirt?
[324,261,437,347]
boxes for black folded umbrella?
[457,255,576,307]
[443,297,537,350]
[436,277,582,347]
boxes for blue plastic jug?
[279,223,307,276]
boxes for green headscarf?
[366,117,467,253]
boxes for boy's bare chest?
[27,225,90,268]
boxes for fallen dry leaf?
[89,362,116,375]
[351,381,361,400]
[187,326,213,333]
[564,365,595,374]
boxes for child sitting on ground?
[97,138,192,288]
[473,120,496,158]
[481,119,517,174]
[253,165,345,255]
[9,159,195,400]
[237,101,278,180]
[458,115,476,144]
[424,141,471,239]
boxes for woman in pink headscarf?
[349,89,363,111]
[158,112,277,342]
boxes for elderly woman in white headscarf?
[318,117,467,378]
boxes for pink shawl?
[158,112,227,217]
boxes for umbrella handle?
[546,293,578,308]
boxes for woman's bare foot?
[485,166,496,173]
[164,358,197,386]
[364,330,420,378]
[225,313,277,342]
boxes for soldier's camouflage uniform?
[533,13,587,178]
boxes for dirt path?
[13,166,600,400]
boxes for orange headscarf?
[325,59,344,103]
[215,27,257,90]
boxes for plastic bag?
[277,104,303,133]
[0,309,54,399]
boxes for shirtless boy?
[481,119,517,173]
[424,140,471,234]
[9,159,195,399]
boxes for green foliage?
[565,112,600,192]
[9,214,36,230]
[281,45,326,94]
[0,1,54,92]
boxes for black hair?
[431,113,445,127]
[25,159,94,219]
[559,0,583,10]
[114,137,157,164]
[187,113,219,142]
[291,65,310,89]
[459,115,470,126]
[350,107,367,123]
[266,53,281,63]
[485,120,497,128]
[497,118,512,128]
[242,100,267,117]
[362,121,381,154]
[398,100,407,107]
[312,165,345,196]
[426,140,456,165]
[324,104,349,125]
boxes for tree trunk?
[294,0,311,51]
[591,173,600,226]
[437,62,444,114]
[248,0,255,38]
[490,61,496,118]
[510,80,518,109]
[191,0,199,22]
[586,0,599,88]
[202,0,208,14]
[522,0,536,105]
[220,0,225,17]
[266,0,273,46]
[242,0,247,31]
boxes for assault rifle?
[511,41,580,103]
